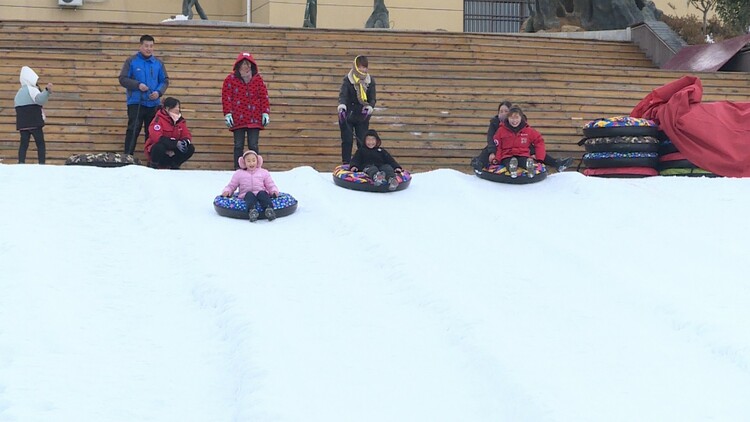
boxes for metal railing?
[464,0,528,33]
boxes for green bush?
[661,14,743,45]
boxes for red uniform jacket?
[145,107,192,161]
[492,122,546,162]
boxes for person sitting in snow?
[145,97,195,169]
[15,66,53,164]
[473,100,571,172]
[349,129,403,191]
[221,150,280,222]
[491,106,546,179]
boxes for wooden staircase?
[1,20,749,171]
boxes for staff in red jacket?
[221,52,270,169]
[146,97,195,169]
[492,106,546,178]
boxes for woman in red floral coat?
[221,52,270,169]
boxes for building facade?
[1,0,463,31]
[0,0,705,32]
[651,0,716,18]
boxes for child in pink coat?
[221,150,280,222]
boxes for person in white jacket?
[14,66,53,164]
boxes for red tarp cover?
[661,34,750,72]
[630,76,750,177]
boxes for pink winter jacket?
[222,153,279,199]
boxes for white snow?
[1,163,749,422]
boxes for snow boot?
[388,177,399,191]
[508,157,518,178]
[248,208,259,222]
[525,157,536,178]
[557,157,573,172]
[373,171,386,186]
[264,207,277,221]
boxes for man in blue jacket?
[119,34,170,155]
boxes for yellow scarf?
[348,57,370,105]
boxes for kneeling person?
[146,97,195,169]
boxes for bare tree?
[687,0,718,35]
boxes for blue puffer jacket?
[118,52,170,107]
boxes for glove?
[177,139,190,153]
[224,113,234,128]
[262,113,270,127]
[362,105,373,116]
[337,104,347,123]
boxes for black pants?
[124,104,157,155]
[150,142,195,169]
[471,146,494,170]
[364,164,396,179]
[541,154,562,168]
[233,128,260,169]
[339,116,369,164]
[244,190,274,211]
[18,127,45,164]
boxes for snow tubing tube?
[658,152,693,168]
[583,116,659,138]
[65,152,141,167]
[583,152,659,169]
[658,140,679,156]
[582,136,659,153]
[583,167,658,178]
[333,165,412,192]
[660,168,719,177]
[213,192,298,219]
[476,162,547,184]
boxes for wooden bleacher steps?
[1,20,749,172]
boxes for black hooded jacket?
[350,142,400,170]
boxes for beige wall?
[652,0,716,18]
[1,0,245,23]
[263,0,462,31]
[1,0,463,31]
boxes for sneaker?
[387,177,399,191]
[508,157,518,178]
[557,157,573,172]
[248,208,259,222]
[264,207,277,221]
[525,158,536,178]
[373,171,386,186]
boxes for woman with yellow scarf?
[337,55,377,165]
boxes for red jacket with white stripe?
[145,107,192,161]
[492,121,546,162]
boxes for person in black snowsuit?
[349,129,403,191]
